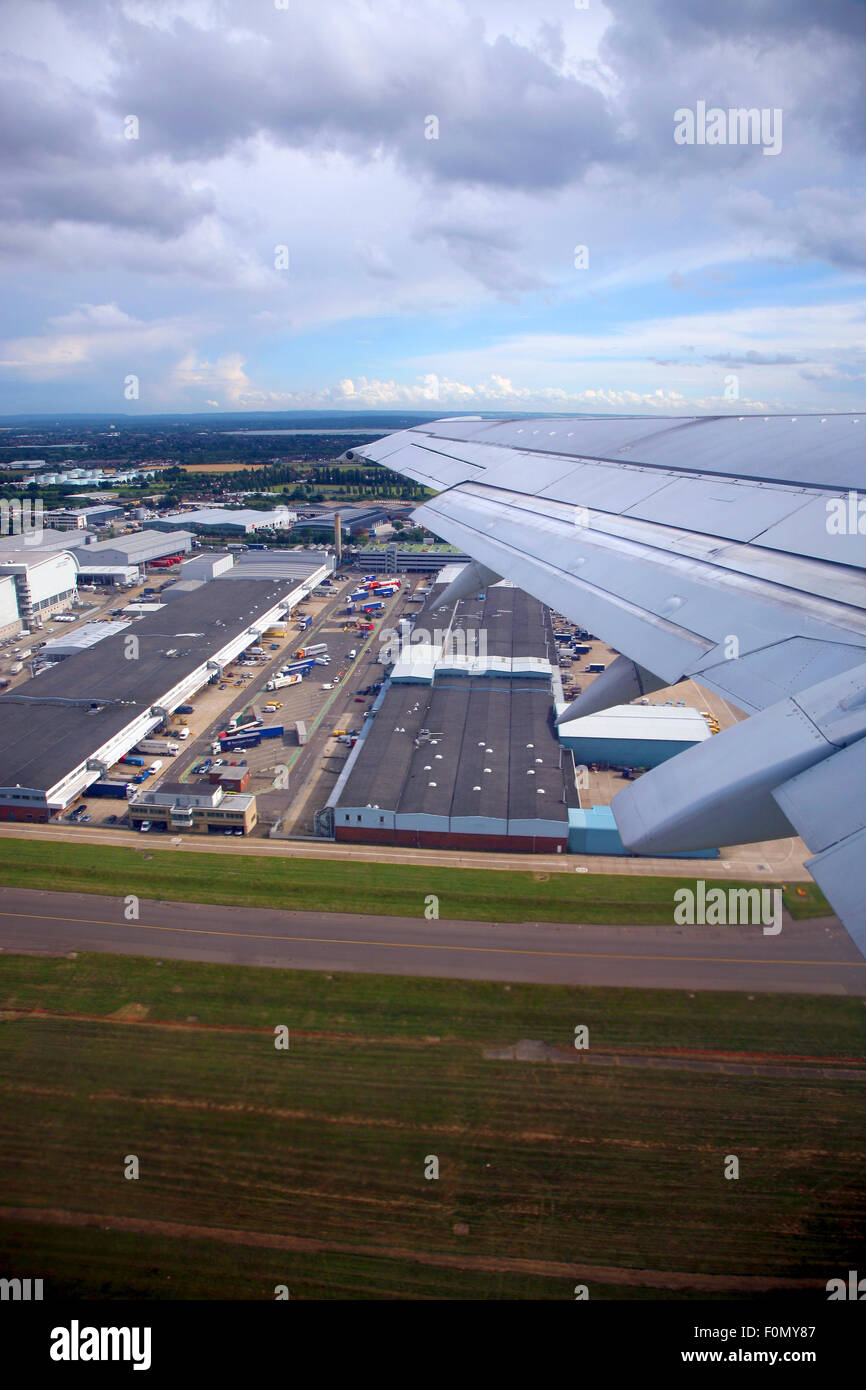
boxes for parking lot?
[68,571,420,837]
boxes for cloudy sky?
[0,0,863,415]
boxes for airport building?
[0,556,328,821]
[0,575,20,640]
[0,550,79,627]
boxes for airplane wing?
[344,414,866,950]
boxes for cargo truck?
[137,739,179,756]
[295,720,308,746]
[220,732,262,751]
[296,643,328,658]
[120,755,145,767]
[89,780,134,798]
[361,601,384,613]
[265,673,302,691]
[285,660,315,675]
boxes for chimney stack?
[334,511,342,563]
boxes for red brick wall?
[0,805,50,823]
[335,825,566,853]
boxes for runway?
[0,888,862,993]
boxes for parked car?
[139,822,152,833]
[233,828,243,836]
[321,683,334,690]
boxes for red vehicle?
[149,554,183,568]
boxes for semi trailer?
[265,673,302,691]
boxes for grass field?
[0,838,830,924]
[0,952,863,1300]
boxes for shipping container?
[120,755,145,767]
[89,781,134,798]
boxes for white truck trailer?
[137,739,180,756]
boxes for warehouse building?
[77,529,194,568]
[46,504,125,530]
[181,552,234,580]
[40,619,132,661]
[0,529,92,559]
[331,677,573,851]
[216,549,336,584]
[328,575,575,851]
[151,507,296,535]
[0,561,327,821]
[556,703,712,768]
[294,505,392,540]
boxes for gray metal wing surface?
[345,414,866,949]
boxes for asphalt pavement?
[0,888,862,993]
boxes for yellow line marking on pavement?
[0,910,860,967]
